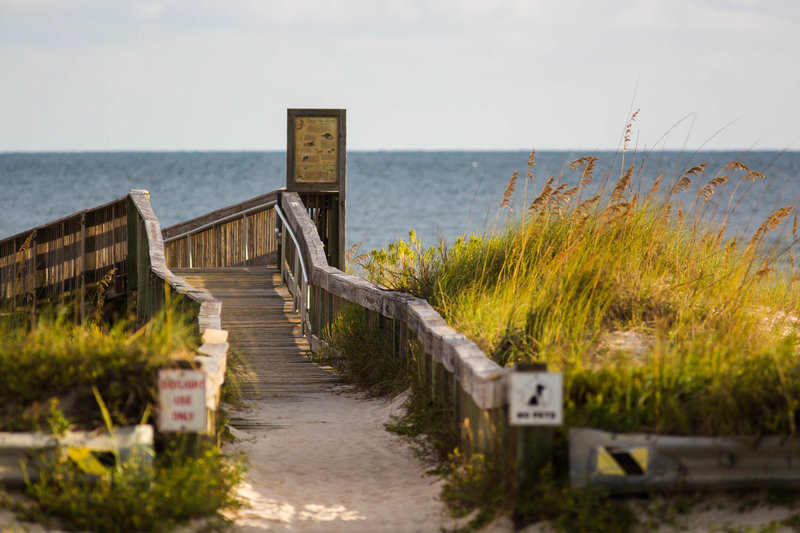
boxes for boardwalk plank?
[171,266,341,404]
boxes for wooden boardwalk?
[171,266,341,410]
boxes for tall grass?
[0,305,197,431]
[360,150,800,437]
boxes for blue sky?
[1,0,798,151]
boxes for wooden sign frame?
[287,109,346,193]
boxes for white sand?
[225,388,464,532]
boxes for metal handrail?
[273,204,309,286]
[163,200,277,244]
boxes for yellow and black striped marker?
[66,447,117,476]
[595,446,649,476]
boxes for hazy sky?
[1,0,798,151]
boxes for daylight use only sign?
[509,372,563,426]
[158,369,207,433]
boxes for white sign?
[509,372,563,426]
[158,369,207,433]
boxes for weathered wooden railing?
[162,191,281,269]
[0,190,227,447]
[127,190,221,332]
[0,197,128,316]
[277,191,512,461]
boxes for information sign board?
[509,372,563,426]
[286,109,346,193]
[158,369,207,433]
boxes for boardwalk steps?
[170,267,342,422]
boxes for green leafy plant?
[317,303,407,397]
[23,443,245,533]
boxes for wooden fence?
[0,197,128,316]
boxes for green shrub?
[0,305,197,432]
[23,443,245,533]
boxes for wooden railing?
[0,197,128,314]
[0,190,227,439]
[127,190,222,332]
[277,191,511,460]
[162,191,281,269]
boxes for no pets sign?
[509,372,563,426]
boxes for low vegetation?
[360,150,800,438]
[339,139,800,530]
[0,306,246,532]
[0,307,197,432]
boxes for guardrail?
[570,427,800,493]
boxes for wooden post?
[242,213,249,265]
[80,214,86,322]
[513,363,558,503]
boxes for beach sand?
[225,388,464,532]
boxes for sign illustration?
[509,372,563,426]
[294,116,339,183]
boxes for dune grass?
[359,150,800,437]
[0,307,199,432]
[0,305,247,532]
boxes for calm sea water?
[1,151,799,255]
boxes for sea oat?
[623,109,640,152]
[697,175,729,206]
[748,206,794,249]
[500,171,518,210]
[528,177,556,214]
[610,165,634,204]
[526,150,536,181]
[569,156,598,188]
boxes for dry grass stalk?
[670,163,707,196]
[528,177,555,214]
[15,231,35,260]
[697,175,729,206]
[646,174,664,205]
[569,156,598,188]
[610,165,634,204]
[623,109,640,152]
[748,206,794,249]
[500,171,518,210]
[526,150,536,181]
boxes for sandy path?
[226,389,462,532]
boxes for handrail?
[163,200,277,244]
[274,204,309,286]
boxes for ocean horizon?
[2,150,799,255]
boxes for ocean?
[1,150,799,256]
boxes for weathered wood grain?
[172,266,341,402]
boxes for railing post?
[294,252,300,313]
[243,213,249,265]
[280,222,287,286]
[80,214,86,322]
[214,224,221,268]
[28,231,37,318]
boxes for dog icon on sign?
[528,382,552,407]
